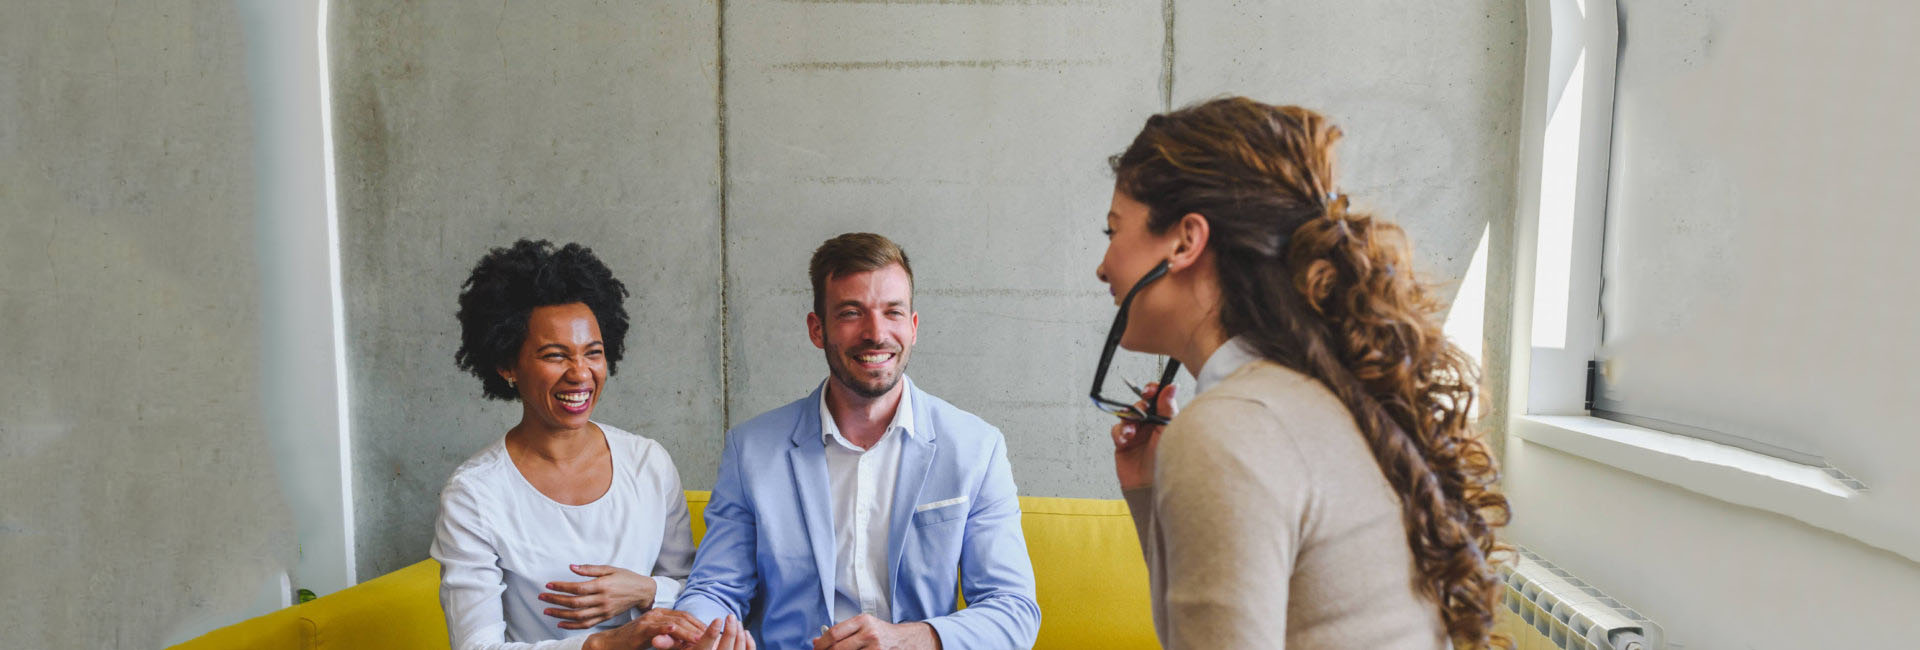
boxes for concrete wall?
[1174,0,1529,455]
[0,1,297,645]
[720,1,1169,500]
[335,0,1528,576]
[1174,0,1525,291]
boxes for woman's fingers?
[545,603,601,621]
[638,609,709,648]
[642,609,708,645]
[571,563,616,577]
[1135,382,1176,415]
[1113,376,1166,447]
[545,579,600,595]
[692,617,728,650]
[1117,422,1154,452]
[556,612,610,629]
[543,589,613,628]
[540,592,595,608]
[1113,385,1174,454]
[729,615,749,650]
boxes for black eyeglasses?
[1091,260,1182,426]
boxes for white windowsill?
[1513,414,1857,500]
[1510,414,1920,564]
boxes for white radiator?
[1496,547,1664,650]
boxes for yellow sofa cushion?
[174,491,1156,649]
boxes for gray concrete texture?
[0,1,297,646]
[1173,0,1528,452]
[336,0,1528,577]
[720,0,1170,501]
[1175,0,1527,312]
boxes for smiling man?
[672,233,1040,650]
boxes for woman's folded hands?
[542,564,657,629]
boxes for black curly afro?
[454,239,631,401]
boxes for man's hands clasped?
[810,614,941,650]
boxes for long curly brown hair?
[1112,97,1512,648]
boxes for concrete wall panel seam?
[718,0,733,430]
[1162,0,1175,110]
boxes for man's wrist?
[917,621,943,650]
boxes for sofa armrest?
[166,605,305,650]
[297,559,448,649]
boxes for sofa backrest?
[999,495,1156,649]
[175,492,1158,649]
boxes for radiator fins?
[1497,547,1665,650]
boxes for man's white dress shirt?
[818,378,917,624]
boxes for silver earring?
[507,378,516,388]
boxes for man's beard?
[825,340,908,399]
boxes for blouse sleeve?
[1122,485,1155,563]
[641,440,695,608]
[1152,397,1308,648]
[431,477,587,650]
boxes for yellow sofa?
[173,492,1156,649]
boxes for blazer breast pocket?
[910,496,968,527]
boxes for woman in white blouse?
[435,239,740,650]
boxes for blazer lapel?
[788,385,838,617]
[885,383,938,606]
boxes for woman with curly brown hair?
[1094,97,1511,649]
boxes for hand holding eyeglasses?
[1091,259,1184,490]
[1111,381,1177,490]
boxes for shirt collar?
[1195,336,1260,396]
[818,376,917,448]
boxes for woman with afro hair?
[431,240,747,650]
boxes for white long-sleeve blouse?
[431,423,695,650]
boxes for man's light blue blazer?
[674,378,1041,649]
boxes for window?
[1508,0,1918,561]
